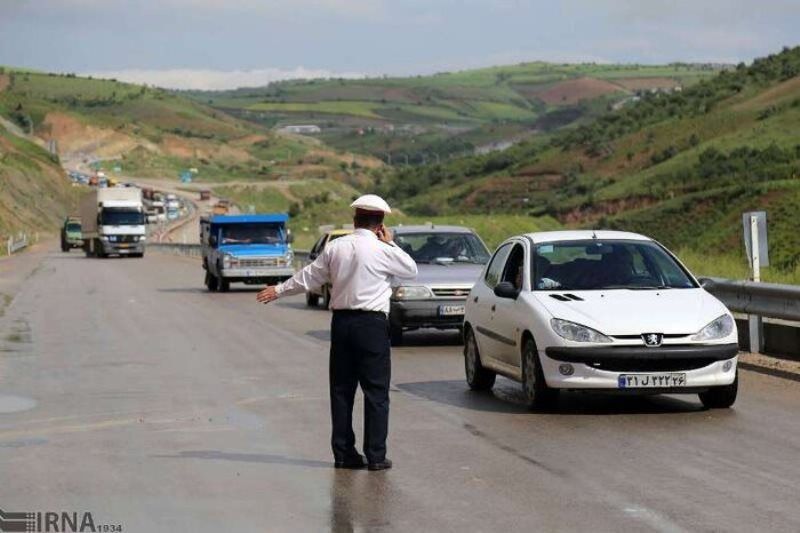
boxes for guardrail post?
[749,215,764,353]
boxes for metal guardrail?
[6,232,28,255]
[700,277,800,322]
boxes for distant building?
[280,125,321,134]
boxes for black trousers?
[329,310,391,463]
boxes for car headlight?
[222,254,234,268]
[550,318,612,343]
[283,251,294,266]
[139,235,146,242]
[692,314,734,341]
[393,286,433,300]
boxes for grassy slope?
[213,180,559,250]
[377,47,800,282]
[0,126,78,236]
[188,63,716,161]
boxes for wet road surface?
[0,248,798,532]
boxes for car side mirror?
[286,230,294,244]
[698,277,714,290]
[309,252,318,260]
[494,281,519,299]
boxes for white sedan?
[463,230,739,409]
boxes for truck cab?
[80,187,147,258]
[201,214,295,292]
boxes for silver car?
[389,225,491,345]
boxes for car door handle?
[491,304,496,312]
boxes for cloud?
[83,67,367,90]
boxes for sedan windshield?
[394,232,490,264]
[66,223,81,232]
[533,240,697,290]
[221,224,283,245]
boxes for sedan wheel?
[699,371,738,409]
[522,338,558,409]
[464,328,496,391]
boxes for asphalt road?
[0,248,799,532]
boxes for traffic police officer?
[256,194,417,471]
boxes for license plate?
[118,243,131,248]
[618,373,686,389]
[439,304,465,316]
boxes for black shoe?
[367,459,392,471]
[334,454,367,469]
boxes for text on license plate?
[618,373,686,388]
[439,304,465,316]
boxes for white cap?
[350,194,392,214]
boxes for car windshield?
[221,223,283,245]
[533,240,697,290]
[394,232,490,264]
[66,223,81,232]
[100,209,145,226]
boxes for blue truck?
[200,214,295,292]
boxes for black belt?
[332,309,387,318]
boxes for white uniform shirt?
[276,228,418,313]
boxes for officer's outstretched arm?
[257,250,330,304]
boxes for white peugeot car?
[463,231,739,409]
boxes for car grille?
[431,287,471,298]
[238,257,279,268]
[116,235,139,243]
[587,358,718,372]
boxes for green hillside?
[188,62,717,162]
[376,47,800,281]
[0,68,377,185]
[0,124,78,236]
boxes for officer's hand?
[377,224,393,243]
[256,285,279,304]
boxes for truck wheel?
[83,241,93,258]
[699,372,738,409]
[390,324,404,346]
[464,327,496,391]
[219,279,230,292]
[522,337,558,409]
[306,292,320,307]
[205,272,219,292]
[94,239,106,258]
[61,243,69,253]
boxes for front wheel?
[390,324,404,346]
[464,328,496,391]
[218,279,230,293]
[699,372,738,409]
[522,338,558,409]
[306,291,320,307]
[205,272,219,292]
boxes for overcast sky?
[1,0,798,89]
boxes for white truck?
[80,188,147,258]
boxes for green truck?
[61,217,83,252]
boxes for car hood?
[218,243,289,257]
[412,262,484,286]
[531,288,729,336]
